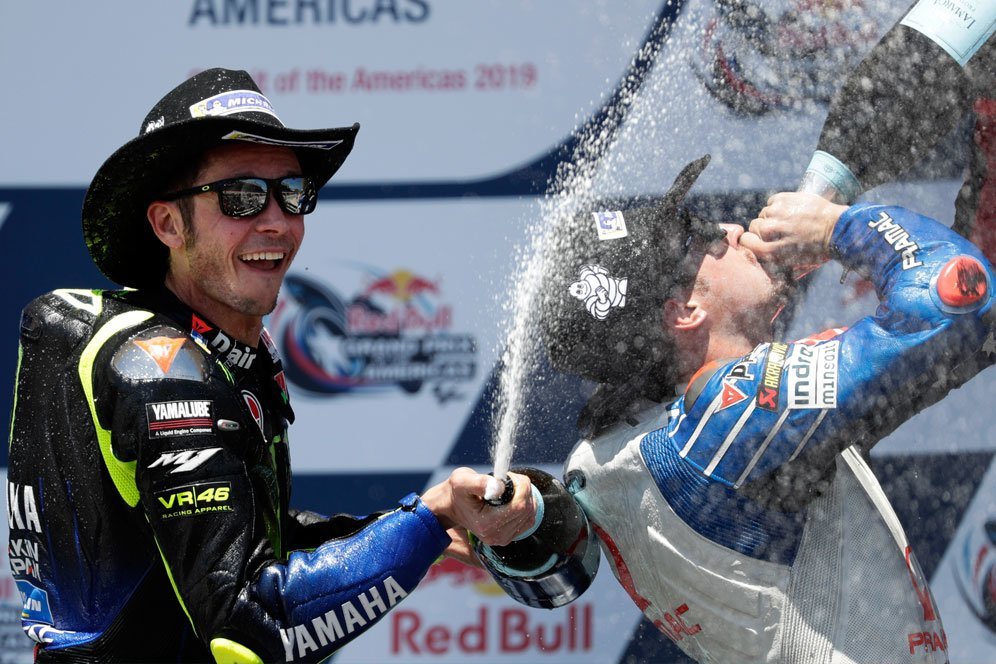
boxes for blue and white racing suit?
[566,203,995,663]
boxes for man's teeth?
[241,251,285,261]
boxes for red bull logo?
[391,604,595,655]
[352,269,450,334]
[271,271,477,400]
[363,270,439,303]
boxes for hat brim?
[82,117,359,288]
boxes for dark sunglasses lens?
[278,177,317,215]
[218,179,268,217]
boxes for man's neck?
[677,330,760,386]
[163,278,262,346]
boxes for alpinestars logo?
[148,448,222,474]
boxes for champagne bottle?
[473,466,600,609]
[800,0,993,202]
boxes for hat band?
[189,89,280,121]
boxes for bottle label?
[901,0,996,67]
[804,151,862,204]
[509,485,545,542]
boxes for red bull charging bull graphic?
[269,268,477,401]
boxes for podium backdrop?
[2,2,994,661]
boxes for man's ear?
[147,201,185,249]
[663,296,707,331]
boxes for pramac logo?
[269,270,477,402]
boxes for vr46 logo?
[156,482,233,519]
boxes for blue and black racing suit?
[6,286,450,662]
[565,204,995,663]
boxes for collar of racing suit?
[118,286,295,423]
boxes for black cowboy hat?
[82,67,360,288]
[539,155,725,388]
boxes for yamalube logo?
[146,400,214,438]
[568,264,627,321]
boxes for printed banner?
[1,2,994,663]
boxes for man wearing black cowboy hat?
[5,68,536,662]
[529,156,996,662]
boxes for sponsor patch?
[756,342,788,411]
[144,116,165,134]
[222,130,344,151]
[189,90,279,120]
[146,400,214,438]
[243,390,264,435]
[786,341,839,409]
[8,482,42,534]
[8,538,41,580]
[155,481,233,520]
[936,255,989,310]
[592,210,629,241]
[260,327,279,360]
[726,344,765,382]
[191,314,212,335]
[718,382,748,410]
[867,212,923,270]
[16,579,53,624]
[148,447,222,473]
[568,264,628,321]
[279,576,409,660]
[134,336,187,374]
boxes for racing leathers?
[6,286,450,663]
[565,204,995,663]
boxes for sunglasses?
[162,176,318,218]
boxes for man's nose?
[254,195,291,232]
[719,223,744,246]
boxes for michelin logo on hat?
[189,90,280,120]
[569,264,627,321]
